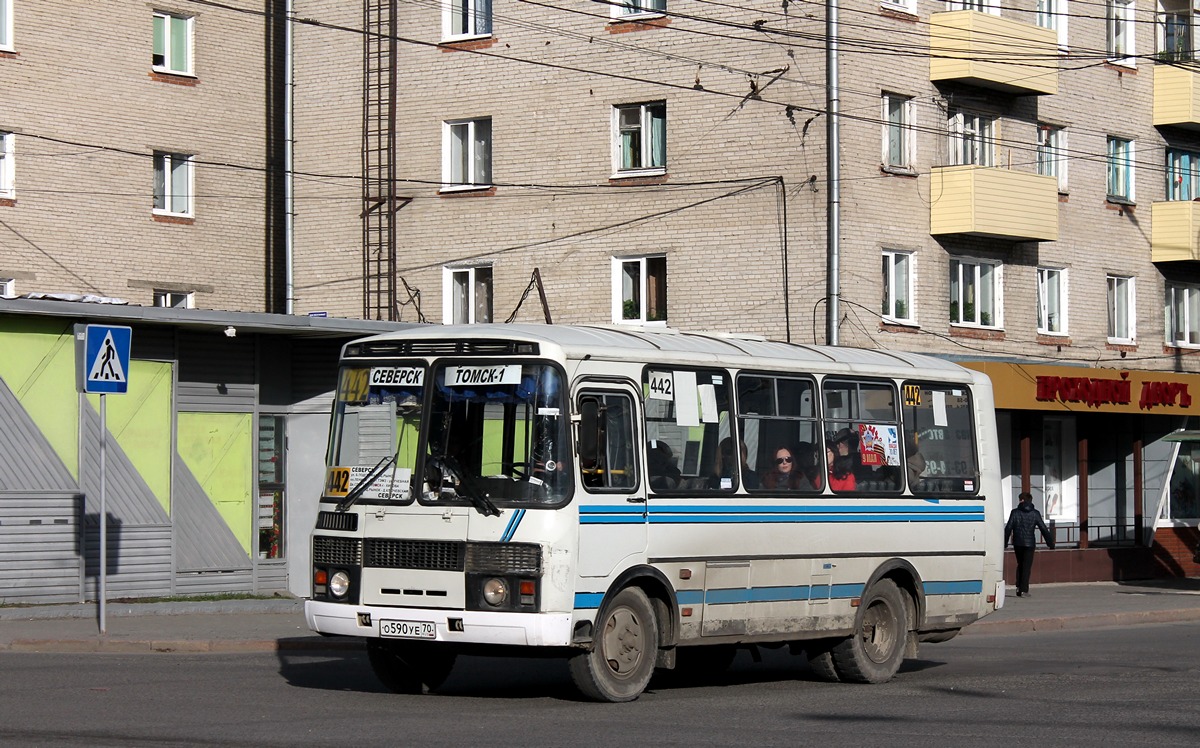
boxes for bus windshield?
[326,361,571,508]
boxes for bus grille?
[315,511,358,532]
[365,539,464,571]
[313,536,362,566]
[466,543,542,574]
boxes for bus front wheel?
[366,640,456,694]
[569,586,658,702]
[831,579,908,684]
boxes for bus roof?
[347,324,977,380]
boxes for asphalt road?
[2,622,1198,746]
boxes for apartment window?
[949,111,995,167]
[614,102,666,174]
[1108,0,1136,64]
[882,93,914,171]
[945,0,998,12]
[443,265,493,324]
[0,131,12,200]
[1037,267,1067,335]
[1037,124,1067,192]
[1037,0,1069,48]
[1,0,12,51]
[0,278,14,297]
[442,118,492,189]
[882,250,914,323]
[1107,137,1134,202]
[152,11,193,75]
[444,0,492,39]
[153,152,193,216]
[949,258,1001,328]
[1166,283,1200,345]
[154,290,194,308]
[1107,274,1135,342]
[613,256,667,324]
[1167,148,1200,200]
[612,0,666,18]
[881,0,917,13]
[1158,0,1194,61]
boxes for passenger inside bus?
[827,428,859,492]
[762,445,813,491]
[710,437,758,489]
[797,441,822,491]
[648,441,681,490]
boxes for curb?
[965,607,1200,635]
[0,636,364,654]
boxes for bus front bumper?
[305,599,575,647]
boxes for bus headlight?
[482,578,508,607]
[329,570,351,599]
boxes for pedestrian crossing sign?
[82,325,132,394]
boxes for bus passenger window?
[739,374,821,494]
[577,392,637,492]
[901,383,978,495]
[822,380,902,494]
[643,368,732,492]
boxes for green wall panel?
[87,361,173,513]
[178,412,253,555]
[0,318,80,478]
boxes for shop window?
[257,415,286,560]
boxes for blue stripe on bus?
[577,581,983,612]
[501,509,526,542]
[580,510,984,524]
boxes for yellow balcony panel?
[1152,201,1200,262]
[929,165,1058,241]
[1153,65,1200,130]
[929,11,1058,96]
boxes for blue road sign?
[83,325,132,394]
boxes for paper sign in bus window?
[698,384,719,424]
[673,371,700,427]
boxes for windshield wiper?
[427,453,500,517]
[337,453,397,512]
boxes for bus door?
[575,384,646,578]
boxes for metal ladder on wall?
[362,0,399,320]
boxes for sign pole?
[99,393,107,635]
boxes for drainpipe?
[284,0,295,314]
[825,0,840,346]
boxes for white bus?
[305,324,1004,701]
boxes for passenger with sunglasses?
[761,446,813,490]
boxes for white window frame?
[1108,0,1137,66]
[613,102,666,177]
[1107,274,1136,343]
[1167,148,1200,200]
[443,0,492,41]
[0,0,13,52]
[442,265,493,324]
[1037,124,1068,192]
[881,0,917,12]
[612,255,667,326]
[1157,0,1194,61]
[152,11,193,76]
[945,0,999,13]
[152,151,193,217]
[0,278,14,297]
[1166,283,1200,346]
[441,117,492,191]
[949,257,1003,329]
[0,131,13,200]
[948,110,996,167]
[882,93,915,171]
[153,290,195,308]
[882,249,915,324]
[1036,267,1068,336]
[1107,136,1135,203]
[611,0,666,20]
[1036,0,1069,51]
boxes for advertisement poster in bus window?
[859,424,900,466]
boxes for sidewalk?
[1,580,1199,654]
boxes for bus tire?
[569,587,658,702]
[831,579,908,684]
[366,640,456,694]
[805,640,841,682]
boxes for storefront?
[962,361,1200,582]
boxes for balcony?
[929,11,1058,96]
[929,165,1058,241]
[1153,64,1200,130]
[1152,201,1200,261]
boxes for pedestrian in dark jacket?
[1004,492,1054,597]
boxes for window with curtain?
[1167,148,1200,200]
[153,151,193,216]
[443,118,492,188]
[614,102,666,174]
[445,0,492,39]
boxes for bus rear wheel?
[366,640,457,694]
[831,579,908,684]
[569,587,658,702]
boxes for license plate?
[379,619,436,639]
